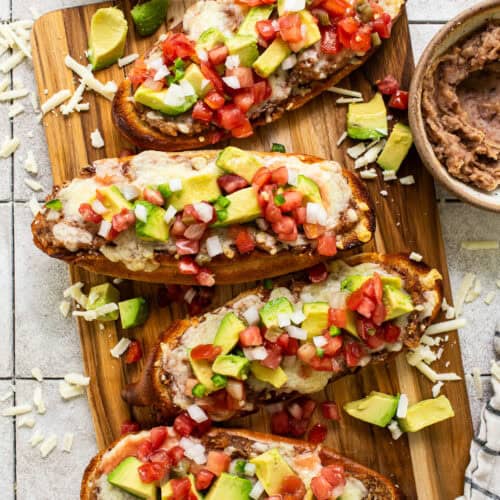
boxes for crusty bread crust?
[81,427,400,499]
[122,253,443,420]
[31,151,375,285]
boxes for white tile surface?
[0,381,15,500]
[407,1,476,22]
[0,203,13,376]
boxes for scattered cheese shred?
[33,386,46,414]
[388,420,403,440]
[472,367,483,399]
[465,278,482,303]
[30,430,44,447]
[0,51,25,73]
[40,434,57,458]
[491,360,500,381]
[73,302,117,321]
[75,102,90,112]
[484,291,496,305]
[27,196,40,216]
[64,373,90,387]
[336,131,347,147]
[62,432,74,453]
[409,251,423,262]
[8,102,24,118]
[0,137,20,158]
[118,53,139,67]
[336,96,364,104]
[455,273,476,316]
[17,416,36,428]
[399,175,415,186]
[360,168,377,179]
[347,142,369,159]
[0,88,29,101]
[90,128,105,149]
[59,381,85,400]
[0,390,14,402]
[382,170,398,181]
[461,240,499,250]
[63,282,88,308]
[354,141,386,169]
[24,151,39,174]
[425,318,467,335]
[432,381,444,398]
[2,404,32,417]
[110,338,132,358]
[59,300,71,318]
[30,92,39,112]
[31,367,43,382]
[41,89,71,115]
[60,81,86,116]
[328,86,363,98]
[24,178,44,192]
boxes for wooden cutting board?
[32,2,473,498]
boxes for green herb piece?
[271,143,286,153]
[45,199,62,211]
[329,326,341,336]
[192,383,207,398]
[263,278,273,290]
[215,195,230,209]
[216,209,228,222]
[274,194,285,206]
[211,374,228,388]
[316,348,325,358]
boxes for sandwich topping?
[161,260,439,419]
[34,148,372,286]
[93,427,368,499]
[127,0,397,140]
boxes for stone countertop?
[0,1,498,499]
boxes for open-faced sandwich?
[31,148,374,285]
[113,0,405,151]
[82,426,400,499]
[123,253,443,421]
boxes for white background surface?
[0,1,498,499]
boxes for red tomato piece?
[195,470,215,491]
[178,256,200,275]
[292,206,306,224]
[227,67,254,88]
[200,63,224,93]
[328,307,347,328]
[204,90,225,110]
[265,200,283,223]
[184,223,207,241]
[338,16,359,34]
[346,287,364,311]
[138,462,168,484]
[272,215,296,235]
[218,174,249,194]
[124,340,143,364]
[280,191,303,212]
[321,464,346,488]
[136,440,153,461]
[170,477,192,498]
[261,343,283,369]
[173,412,197,437]
[321,402,341,421]
[162,33,195,63]
[190,344,222,361]
[388,90,409,110]
[112,209,136,233]
[289,417,309,437]
[252,80,270,105]
[344,340,365,367]
[271,166,289,186]
[176,238,200,255]
[317,232,337,257]
[271,410,290,435]
[171,216,187,236]
[372,273,383,302]
[297,343,316,364]
[364,329,385,349]
[383,323,401,343]
[206,451,231,476]
[372,12,392,39]
[371,301,386,326]
[167,445,185,465]
[323,335,343,357]
[149,449,170,464]
[321,0,351,16]
[143,187,164,206]
[192,101,213,122]
[285,336,299,356]
[256,19,277,41]
[79,203,102,224]
[278,226,298,242]
[252,167,272,188]
[150,426,168,450]
[239,326,263,347]
[357,296,376,318]
[208,45,229,65]
[280,475,306,497]
[308,263,329,283]
[235,228,256,254]
[308,423,327,444]
[216,104,247,130]
[309,355,337,371]
[303,223,326,239]
[120,420,140,435]
[320,25,340,55]
[129,57,151,91]
[350,25,372,52]
[233,89,255,112]
[231,117,253,138]
[196,268,216,287]
[279,14,303,44]
[376,75,400,95]
[355,317,376,340]
[311,475,334,500]
[300,397,317,419]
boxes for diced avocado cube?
[347,93,388,140]
[296,175,322,203]
[96,185,133,217]
[238,5,275,38]
[377,122,413,172]
[197,27,226,51]
[259,297,294,329]
[183,63,213,97]
[157,183,172,201]
[212,187,262,226]
[253,38,291,78]
[87,283,120,321]
[343,391,399,428]
[205,473,252,500]
[383,284,414,320]
[340,275,368,293]
[250,449,294,495]
[119,297,149,329]
[162,474,201,500]
[213,312,246,355]
[344,309,358,338]
[135,201,169,242]
[289,10,321,52]
[398,395,454,433]
[212,355,250,380]
[131,0,169,37]
[216,147,262,183]
[250,362,287,388]
[189,351,216,394]
[302,302,329,339]
[226,35,259,67]
[108,456,156,499]
[169,171,221,210]
[134,84,197,116]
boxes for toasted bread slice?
[112,0,406,152]
[123,253,443,421]
[31,149,375,285]
[81,427,400,499]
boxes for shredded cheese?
[399,175,415,185]
[64,373,90,386]
[110,338,132,358]
[2,404,32,416]
[0,390,14,402]
[0,137,20,158]
[425,318,467,335]
[41,89,71,115]
[30,430,44,447]
[63,282,88,308]
[24,151,38,174]
[388,420,403,440]
[432,381,444,398]
[472,367,483,399]
[382,170,398,181]
[118,53,139,67]
[30,92,39,112]
[328,86,363,98]
[0,88,29,101]
[455,273,476,316]
[33,386,46,414]
[360,168,377,179]
[484,291,496,305]
[31,367,43,382]
[60,81,86,116]
[461,240,498,250]
[8,103,24,118]
[409,251,423,262]
[336,131,347,147]
[73,302,117,321]
[17,416,36,428]
[27,196,41,216]
[336,96,364,104]
[0,51,25,73]
[465,278,482,303]
[62,432,74,453]
[40,434,57,458]
[59,381,85,400]
[24,178,44,192]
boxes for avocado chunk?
[296,174,322,203]
[189,351,216,394]
[169,171,221,210]
[134,84,197,116]
[213,312,246,355]
[183,63,213,97]
[212,187,262,226]
[343,309,358,338]
[135,201,169,241]
[87,283,120,321]
[302,302,329,339]
[162,474,201,500]
[96,185,133,218]
[289,10,321,52]
[259,297,294,329]
[119,297,149,329]
[253,38,291,78]
[131,0,169,37]
[347,93,388,140]
[250,361,287,388]
[216,147,262,183]
[108,456,156,499]
[212,354,250,380]
[343,391,399,427]
[398,395,454,432]
[197,27,226,51]
[226,35,259,67]
[238,5,274,38]
[383,285,414,320]
[205,473,252,500]
[250,448,294,495]
[377,123,413,172]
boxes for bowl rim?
[408,0,500,212]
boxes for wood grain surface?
[31,2,473,498]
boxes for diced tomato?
[323,335,343,356]
[204,90,225,110]
[289,417,309,437]
[383,323,401,343]
[297,343,317,364]
[171,216,187,236]
[308,263,329,283]
[176,238,200,255]
[208,45,229,65]
[271,410,289,435]
[350,25,372,53]
[372,273,383,302]
[264,201,283,223]
[235,228,256,254]
[252,167,272,189]
[388,90,409,110]
[321,402,341,421]
[271,166,289,186]
[321,0,350,16]
[355,317,376,340]
[252,80,269,105]
[231,118,254,138]
[216,104,247,131]
[344,340,365,367]
[357,296,376,318]
[372,12,392,39]
[79,203,102,224]
[124,340,143,364]
[143,187,164,206]
[196,268,216,287]
[292,206,306,224]
[233,89,255,112]
[138,462,168,484]
[112,209,136,233]
[338,16,359,48]
[364,329,385,349]
[150,426,168,450]
[346,287,364,311]
[272,216,296,236]
[308,423,327,444]
[376,75,400,95]
[218,174,249,194]
[371,301,386,326]
[137,440,153,461]
[192,416,212,437]
[311,475,334,500]
[120,420,140,435]
[195,469,215,491]
[317,232,337,257]
[178,256,200,275]
[256,19,277,41]
[279,14,303,44]
[128,57,151,91]
[261,343,282,369]
[162,33,195,63]
[190,344,222,361]
[192,100,213,122]
[279,334,299,355]
[169,477,192,498]
[320,25,340,55]
[200,62,224,93]
[321,464,346,488]
[300,397,317,419]
[280,475,306,498]
[227,66,254,88]
[149,449,170,464]
[206,451,231,476]
[279,191,303,212]
[167,445,185,465]
[328,307,347,328]
[309,355,337,371]
[303,223,326,239]
[184,223,207,241]
[173,412,197,437]
[239,326,263,347]
[142,78,164,91]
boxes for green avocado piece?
[161,474,201,500]
[214,312,246,355]
[169,172,221,210]
[197,27,226,51]
[131,0,169,37]
[259,297,294,329]
[184,63,213,97]
[108,456,156,499]
[96,185,133,216]
[347,93,388,140]
[226,35,259,67]
[250,448,294,495]
[119,297,149,329]
[205,473,252,500]
[216,147,262,183]
[344,309,358,338]
[377,122,413,172]
[87,283,120,321]
[296,175,322,203]
[302,302,329,339]
[212,187,262,226]
[343,391,399,427]
[253,38,291,78]
[398,395,455,432]
[212,354,250,380]
[250,361,287,388]
[189,351,216,394]
[238,5,275,38]
[134,84,197,116]
[383,284,414,320]
[135,201,169,242]
[289,10,321,52]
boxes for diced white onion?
[153,64,170,81]
[306,202,327,226]
[147,57,165,71]
[187,404,209,423]
[388,420,403,440]
[286,325,307,340]
[243,346,267,361]
[120,184,141,201]
[169,178,183,192]
[425,318,467,336]
[287,168,298,186]
[244,462,256,476]
[396,394,408,418]
[250,480,265,499]
[282,0,305,12]
[206,235,223,257]
[243,306,260,326]
[180,79,196,97]
[163,84,186,107]
[134,204,148,223]
[409,251,423,262]
[193,202,213,223]
[222,75,240,89]
[196,48,208,62]
[164,205,177,223]
[225,55,240,69]
[110,338,131,359]
[277,313,291,328]
[64,373,90,386]
[290,310,305,325]
[184,288,197,304]
[97,220,112,238]
[91,200,107,215]
[281,54,297,70]
[399,175,415,186]
[179,437,207,464]
[313,335,327,348]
